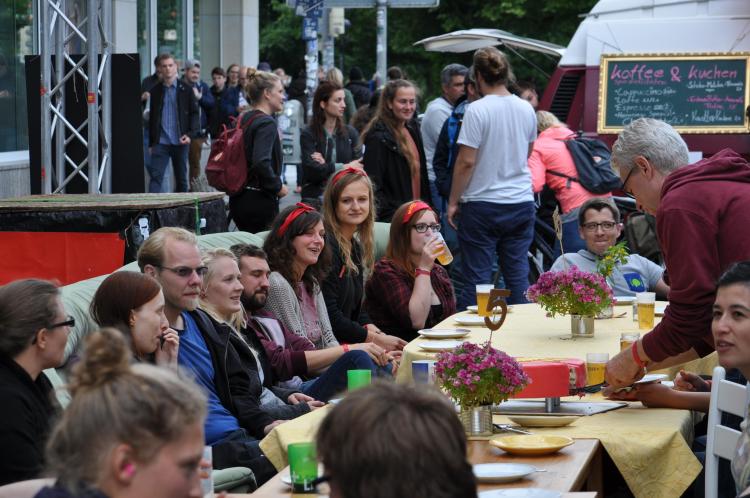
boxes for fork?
[493,423,533,435]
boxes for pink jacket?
[527,126,608,213]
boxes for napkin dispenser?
[514,359,587,399]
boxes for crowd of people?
[3,41,750,498]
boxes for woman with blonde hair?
[528,110,610,256]
[36,328,207,498]
[364,201,456,341]
[229,69,288,233]
[199,248,320,420]
[362,79,430,222]
[321,168,406,351]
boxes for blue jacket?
[433,95,468,199]
[209,85,240,138]
[189,79,215,135]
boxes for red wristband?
[631,342,647,369]
[342,344,350,352]
[415,268,431,277]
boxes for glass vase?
[571,314,595,338]
[459,405,493,437]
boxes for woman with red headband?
[299,82,363,206]
[321,168,407,352]
[262,204,393,383]
[364,201,456,341]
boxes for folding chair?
[705,366,749,498]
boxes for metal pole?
[320,9,334,71]
[375,0,386,85]
[55,0,66,192]
[40,0,53,194]
[102,0,112,192]
[86,0,99,194]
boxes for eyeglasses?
[581,221,618,232]
[48,315,75,329]
[412,223,441,233]
[157,265,208,278]
[621,166,636,199]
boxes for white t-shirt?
[421,96,453,182]
[457,94,536,204]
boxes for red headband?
[331,167,368,185]
[278,202,316,237]
[403,201,432,224]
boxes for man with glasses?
[137,227,278,485]
[550,197,668,297]
[605,118,750,389]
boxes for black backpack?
[549,135,622,194]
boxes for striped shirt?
[159,80,180,145]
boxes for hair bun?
[69,328,131,396]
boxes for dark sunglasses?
[157,265,208,278]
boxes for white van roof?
[563,0,750,66]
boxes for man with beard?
[231,244,380,402]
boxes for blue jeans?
[298,350,391,402]
[429,180,443,217]
[148,143,189,192]
[456,201,536,309]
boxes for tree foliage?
[259,0,598,102]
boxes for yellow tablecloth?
[390,303,717,498]
[260,406,332,471]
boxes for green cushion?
[373,222,390,261]
[212,467,257,493]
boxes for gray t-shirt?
[456,94,536,204]
[550,249,664,296]
[421,96,453,182]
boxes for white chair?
[705,366,749,498]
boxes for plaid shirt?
[159,80,180,145]
[364,258,456,342]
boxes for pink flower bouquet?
[435,342,528,407]
[526,266,614,317]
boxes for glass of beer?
[476,284,493,317]
[433,232,454,265]
[620,332,640,351]
[586,353,609,386]
[636,292,656,330]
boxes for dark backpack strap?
[546,169,578,189]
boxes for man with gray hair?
[421,63,468,212]
[605,118,750,388]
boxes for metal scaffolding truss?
[39,0,112,194]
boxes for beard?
[241,290,267,312]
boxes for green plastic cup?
[347,369,372,391]
[288,442,317,493]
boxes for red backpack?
[206,111,261,195]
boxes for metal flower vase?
[571,314,595,338]
[459,405,493,437]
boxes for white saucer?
[418,328,470,339]
[454,315,491,326]
[418,340,463,352]
[467,305,513,314]
[614,295,635,305]
[479,489,561,498]
[655,304,667,316]
[507,415,579,428]
[473,463,537,483]
[634,373,668,384]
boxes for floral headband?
[278,202,316,237]
[331,167,368,185]
[403,201,432,224]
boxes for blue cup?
[412,360,437,384]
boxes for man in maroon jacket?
[230,243,390,402]
[605,118,750,388]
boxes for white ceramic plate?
[418,340,463,352]
[328,398,342,405]
[280,473,292,487]
[479,489,561,498]
[614,295,635,305]
[655,304,667,316]
[473,463,537,484]
[507,415,579,428]
[418,328,470,339]
[454,315,492,326]
[467,305,513,313]
[634,373,668,384]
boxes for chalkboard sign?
[598,53,750,134]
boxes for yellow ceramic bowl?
[489,435,574,456]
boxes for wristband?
[631,341,648,369]
[342,344,350,352]
[415,268,431,277]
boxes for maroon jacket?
[642,149,750,362]
[252,309,315,381]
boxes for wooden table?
[235,439,601,498]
